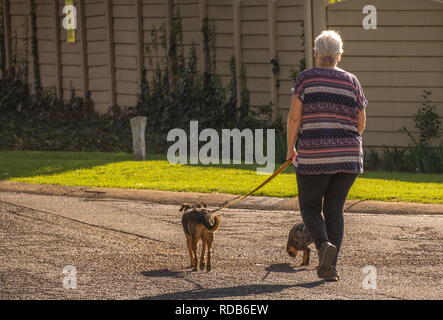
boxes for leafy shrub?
[381,147,408,172]
[363,145,443,173]
[414,90,440,145]
[395,90,443,173]
[0,67,132,152]
[364,148,381,170]
[405,143,443,174]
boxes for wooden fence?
[1,0,305,116]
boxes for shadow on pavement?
[142,284,296,300]
[141,267,327,299]
[261,263,307,281]
[142,269,186,278]
[141,268,204,290]
[142,281,326,300]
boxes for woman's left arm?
[357,109,366,134]
[286,95,303,160]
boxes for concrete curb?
[0,181,442,215]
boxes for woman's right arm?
[352,75,367,135]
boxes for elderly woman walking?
[286,30,367,281]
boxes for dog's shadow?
[141,269,185,278]
[141,268,204,290]
[261,263,307,281]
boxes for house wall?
[326,0,443,146]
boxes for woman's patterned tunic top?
[291,67,368,175]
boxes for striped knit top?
[291,67,368,175]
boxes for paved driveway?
[0,192,442,299]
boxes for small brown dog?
[286,223,314,266]
[180,202,222,272]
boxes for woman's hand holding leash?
[286,149,297,167]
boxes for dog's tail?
[203,215,222,233]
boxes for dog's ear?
[180,203,192,212]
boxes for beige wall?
[326,0,443,146]
[3,0,442,147]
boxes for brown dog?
[180,202,222,272]
[286,223,314,266]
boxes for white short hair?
[314,30,344,66]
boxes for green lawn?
[1,150,442,204]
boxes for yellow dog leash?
[210,158,293,214]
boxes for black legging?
[296,172,358,266]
